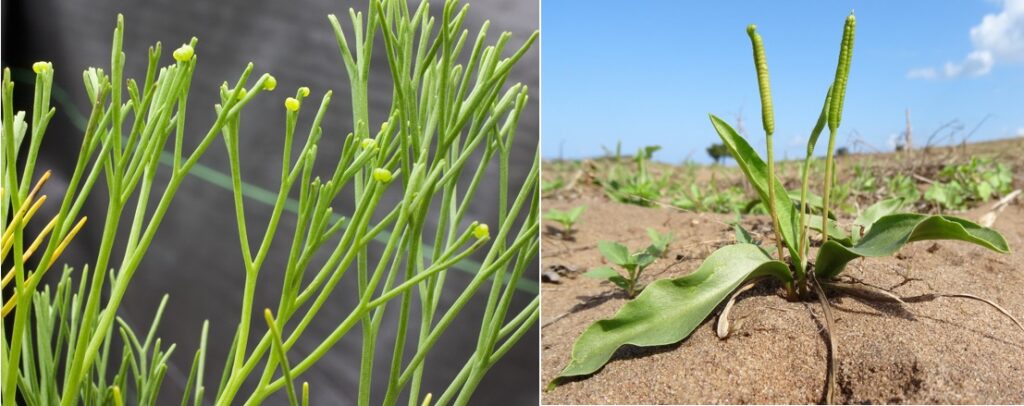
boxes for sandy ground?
[540,196,1024,404]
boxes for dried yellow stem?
[1,170,52,257]
[2,216,87,317]
[1,195,48,258]
[1,216,58,289]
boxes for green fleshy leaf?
[553,244,791,381]
[816,213,1010,279]
[709,115,800,261]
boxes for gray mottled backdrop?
[2,0,538,404]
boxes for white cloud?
[971,0,1024,62]
[909,0,1024,79]
[948,50,994,77]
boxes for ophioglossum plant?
[551,13,1019,404]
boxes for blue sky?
[541,0,1024,163]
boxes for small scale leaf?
[554,244,791,381]
[717,280,760,339]
[816,213,1010,279]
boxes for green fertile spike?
[747,24,774,135]
[828,13,855,131]
[746,24,786,265]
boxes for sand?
[540,198,1024,404]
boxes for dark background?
[2,0,539,404]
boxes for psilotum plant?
[552,14,1018,403]
[1,0,539,405]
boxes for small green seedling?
[542,177,566,194]
[925,157,1012,211]
[587,228,671,294]
[886,173,921,204]
[849,164,877,193]
[672,182,751,214]
[553,14,1017,404]
[544,205,586,239]
[585,241,659,297]
[646,227,674,257]
[601,145,667,206]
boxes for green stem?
[797,86,832,294]
[765,131,785,262]
[822,128,838,243]
[449,298,538,406]
[796,157,813,293]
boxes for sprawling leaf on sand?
[710,115,800,260]
[816,213,1010,279]
[553,244,790,381]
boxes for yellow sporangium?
[372,168,393,183]
[263,75,277,91]
[285,97,300,112]
[360,138,377,150]
[32,61,52,74]
[299,86,311,97]
[473,223,490,240]
[172,44,194,62]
